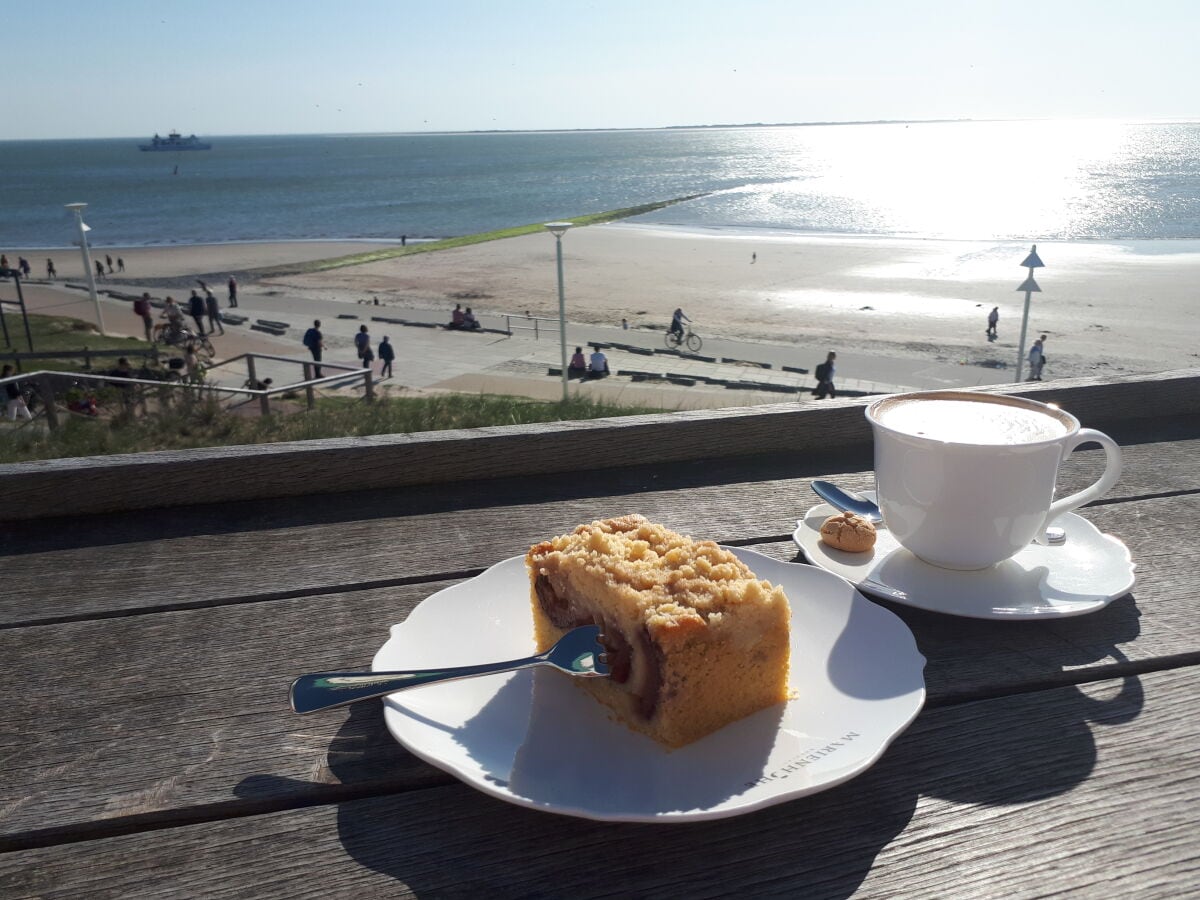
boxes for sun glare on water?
[737,120,1139,240]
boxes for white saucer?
[794,493,1135,619]
[374,548,926,822]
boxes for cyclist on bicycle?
[158,297,186,344]
[670,307,691,339]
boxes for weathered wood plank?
[0,495,1196,842]
[1,437,1195,624]
[2,368,1197,520]
[2,667,1196,899]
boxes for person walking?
[302,320,324,377]
[105,254,114,274]
[1028,337,1044,381]
[3,365,32,421]
[204,289,225,335]
[354,324,374,369]
[378,336,395,378]
[95,259,105,281]
[183,343,203,384]
[227,276,238,308]
[133,292,154,341]
[187,290,207,335]
[986,306,999,338]
[46,258,56,279]
[117,257,126,273]
[1030,334,1048,380]
[813,351,837,399]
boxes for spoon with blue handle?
[810,480,1066,544]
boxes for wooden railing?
[1,367,1197,521]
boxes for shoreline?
[13,225,1200,255]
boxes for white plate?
[374,548,926,823]
[794,493,1136,619]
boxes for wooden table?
[2,371,1198,898]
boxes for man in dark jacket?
[813,351,837,399]
[187,290,207,334]
[133,292,153,341]
[204,289,225,335]
[302,320,324,377]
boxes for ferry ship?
[139,131,212,151]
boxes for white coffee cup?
[865,390,1122,570]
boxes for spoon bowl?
[811,480,883,524]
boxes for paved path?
[9,280,1014,411]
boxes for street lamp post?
[64,202,106,335]
[1014,244,1044,382]
[544,222,574,402]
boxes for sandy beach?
[11,227,1200,384]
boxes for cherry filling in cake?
[534,572,661,717]
[526,514,791,748]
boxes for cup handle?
[1037,428,1122,542]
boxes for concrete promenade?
[8,279,1014,411]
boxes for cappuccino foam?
[876,398,1069,445]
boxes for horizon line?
[5,116,1199,142]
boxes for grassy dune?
[0,387,659,463]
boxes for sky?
[5,0,1197,140]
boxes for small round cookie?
[819,512,877,552]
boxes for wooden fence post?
[364,369,375,401]
[303,363,315,410]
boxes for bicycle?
[155,325,215,361]
[664,325,703,352]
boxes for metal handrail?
[2,351,376,430]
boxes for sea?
[2,119,1199,249]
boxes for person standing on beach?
[813,351,837,399]
[378,336,395,378]
[1027,337,1045,381]
[133,292,154,341]
[227,276,238,307]
[187,290,207,335]
[303,320,324,377]
[987,307,999,338]
[105,254,114,274]
[18,257,31,278]
[46,258,56,280]
[354,324,374,368]
[117,257,125,273]
[204,288,225,335]
[1027,338,1046,381]
[95,259,105,281]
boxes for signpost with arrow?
[1015,244,1044,382]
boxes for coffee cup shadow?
[886,593,1144,806]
